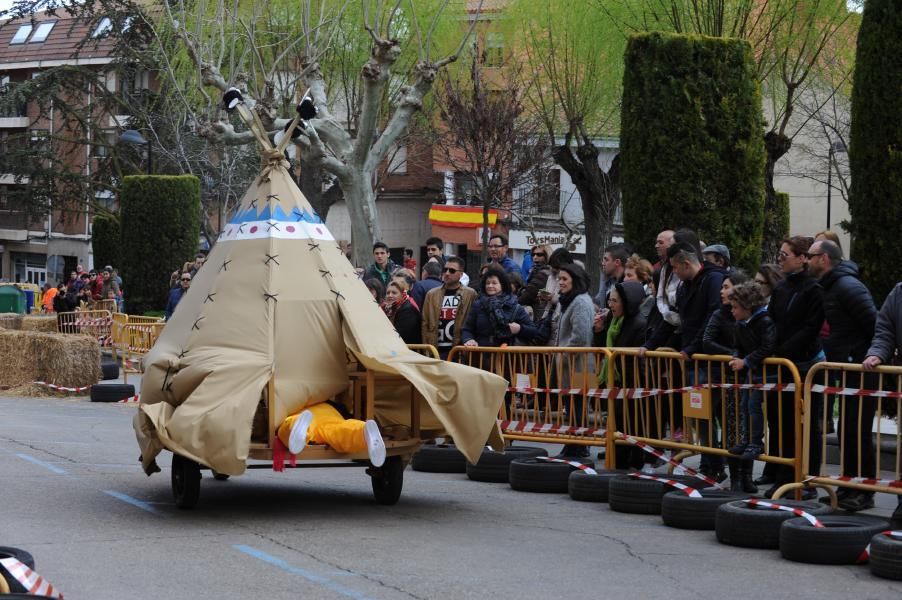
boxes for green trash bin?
[0,285,27,314]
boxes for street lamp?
[826,139,846,229]
[120,129,152,174]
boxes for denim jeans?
[739,388,765,447]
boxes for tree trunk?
[296,155,342,223]
[761,131,792,262]
[340,170,383,268]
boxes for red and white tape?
[820,475,902,489]
[743,498,824,527]
[627,472,702,497]
[858,530,902,563]
[117,395,140,403]
[536,456,598,475]
[810,383,902,399]
[0,557,63,598]
[32,381,92,393]
[499,419,605,438]
[508,382,795,399]
[621,434,725,488]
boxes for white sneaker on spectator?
[364,420,386,467]
[288,410,314,455]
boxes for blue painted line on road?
[16,453,67,474]
[103,490,165,516]
[233,544,373,600]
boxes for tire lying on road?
[466,446,548,483]
[0,546,35,594]
[715,499,833,549]
[568,469,629,503]
[780,515,889,564]
[411,444,467,473]
[661,489,751,530]
[100,359,119,380]
[90,383,135,403]
[869,531,902,580]
[509,457,593,493]
[607,474,706,515]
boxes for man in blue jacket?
[165,272,191,320]
[487,234,519,275]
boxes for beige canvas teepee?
[133,106,507,476]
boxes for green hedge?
[620,32,766,272]
[847,0,902,304]
[119,175,200,313]
[91,213,121,271]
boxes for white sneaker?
[364,420,386,467]
[641,463,656,474]
[288,410,314,455]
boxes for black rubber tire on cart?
[870,531,902,580]
[0,546,35,594]
[171,453,202,509]
[509,457,593,493]
[607,475,707,515]
[411,444,467,473]
[660,489,751,530]
[212,471,230,481]
[780,515,889,564]
[90,383,135,403]
[715,499,833,549]
[466,447,548,483]
[568,469,629,503]
[371,456,404,505]
[100,359,119,380]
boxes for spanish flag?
[428,205,498,228]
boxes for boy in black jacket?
[728,282,777,461]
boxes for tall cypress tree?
[620,32,766,272]
[847,0,902,303]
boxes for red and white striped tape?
[627,472,702,497]
[0,557,63,598]
[32,381,92,393]
[743,498,824,527]
[117,395,140,403]
[536,456,598,475]
[507,382,795,399]
[810,383,902,399]
[819,475,902,489]
[858,530,902,563]
[621,434,725,488]
[499,419,605,437]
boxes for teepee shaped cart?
[133,96,508,508]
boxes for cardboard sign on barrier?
[682,388,712,420]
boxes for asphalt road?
[2,394,901,600]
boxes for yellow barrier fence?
[448,346,611,447]
[122,322,166,383]
[775,362,902,504]
[407,344,440,359]
[56,310,113,346]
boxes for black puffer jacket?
[768,269,823,364]
[819,260,877,362]
[867,282,902,364]
[703,304,737,356]
[734,307,777,372]
[612,281,649,347]
[645,262,725,355]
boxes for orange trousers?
[276,402,367,453]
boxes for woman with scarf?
[382,279,422,344]
[462,266,538,347]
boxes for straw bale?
[0,313,23,330]
[21,315,59,333]
[0,330,101,389]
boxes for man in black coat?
[863,282,902,528]
[809,239,878,511]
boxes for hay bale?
[0,330,101,389]
[21,315,59,333]
[0,313,23,330]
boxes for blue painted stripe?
[103,490,164,515]
[233,544,373,600]
[16,453,66,474]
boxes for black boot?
[740,459,758,493]
[728,458,743,492]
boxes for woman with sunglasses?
[462,266,537,348]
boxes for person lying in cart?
[276,401,387,466]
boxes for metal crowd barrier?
[406,344,440,359]
[56,309,113,346]
[122,322,166,383]
[776,362,902,504]
[606,349,803,483]
[448,346,611,447]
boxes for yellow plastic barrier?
[122,322,166,383]
[447,346,611,447]
[775,362,902,504]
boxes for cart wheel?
[171,454,201,509]
[212,471,230,481]
[370,456,404,505]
